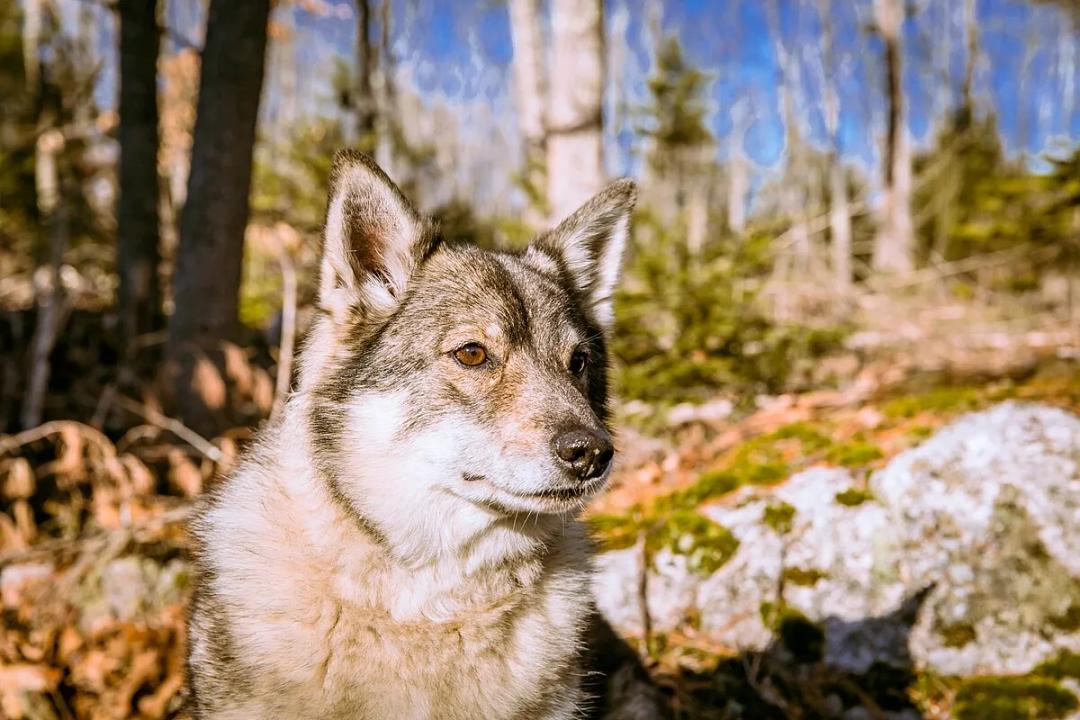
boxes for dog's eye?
[454,343,488,367]
[569,349,589,376]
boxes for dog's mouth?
[458,472,607,511]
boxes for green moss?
[653,421,847,513]
[587,512,645,552]
[782,566,827,586]
[677,470,742,506]
[1034,651,1080,681]
[907,424,936,441]
[939,622,977,648]
[826,441,884,468]
[649,510,740,574]
[953,676,1078,720]
[666,439,790,509]
[835,487,874,506]
[763,502,796,535]
[882,386,983,419]
[771,422,833,452]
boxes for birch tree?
[508,0,547,217]
[871,0,915,274]
[547,0,605,222]
[818,0,852,289]
[767,0,810,268]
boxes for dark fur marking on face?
[306,396,393,549]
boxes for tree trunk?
[117,0,162,351]
[375,0,396,180]
[767,0,810,269]
[871,0,914,274]
[829,158,852,289]
[508,0,547,220]
[726,152,747,234]
[959,0,978,127]
[546,0,605,223]
[22,130,69,430]
[166,0,270,431]
[354,0,376,144]
[818,0,852,290]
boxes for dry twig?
[111,395,222,462]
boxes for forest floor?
[1,289,1077,719]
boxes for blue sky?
[69,0,1076,199]
[278,0,1077,180]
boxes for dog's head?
[303,151,635,556]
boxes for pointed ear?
[529,179,637,329]
[318,150,436,321]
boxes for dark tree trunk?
[355,0,376,142]
[166,0,270,432]
[116,0,162,351]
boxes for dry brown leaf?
[167,449,202,498]
[192,355,226,412]
[119,455,156,497]
[43,423,87,487]
[137,670,183,718]
[221,343,253,400]
[2,458,35,499]
[11,501,36,546]
[0,663,61,693]
[251,367,274,415]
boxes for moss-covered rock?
[595,403,1080,681]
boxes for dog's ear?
[530,179,637,329]
[318,150,435,321]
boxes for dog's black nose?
[553,428,614,480]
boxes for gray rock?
[595,402,1080,676]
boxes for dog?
[187,151,666,719]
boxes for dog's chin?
[454,473,608,515]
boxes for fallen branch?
[0,420,115,458]
[111,395,222,462]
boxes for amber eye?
[454,343,488,367]
[569,349,589,376]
